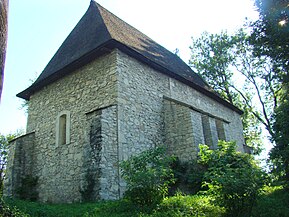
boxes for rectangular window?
[215,119,226,141]
[201,114,213,147]
[59,114,67,145]
[56,111,71,146]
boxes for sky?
[0,0,259,135]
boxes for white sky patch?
[279,19,287,26]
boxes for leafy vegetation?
[0,195,224,217]
[189,0,289,186]
[0,198,29,217]
[189,29,279,154]
[16,175,39,201]
[0,132,23,195]
[270,86,289,186]
[0,141,288,216]
[198,141,266,216]
[250,0,289,187]
[1,186,288,217]
[144,194,225,217]
[2,2,289,214]
[170,159,206,195]
[252,185,289,217]
[120,146,175,206]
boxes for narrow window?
[56,111,70,146]
[201,114,213,147]
[215,119,226,141]
[59,114,67,145]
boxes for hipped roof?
[17,1,242,114]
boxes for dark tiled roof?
[17,1,242,114]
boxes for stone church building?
[4,1,244,203]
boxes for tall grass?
[2,186,288,217]
[251,185,289,217]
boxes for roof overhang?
[17,39,243,115]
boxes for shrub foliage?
[120,146,175,206]
[198,140,266,217]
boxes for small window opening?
[216,119,226,141]
[56,111,70,146]
[201,115,213,148]
[59,114,67,145]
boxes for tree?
[0,0,8,99]
[251,0,289,185]
[190,31,236,104]
[251,0,289,75]
[189,30,279,153]
[270,84,289,184]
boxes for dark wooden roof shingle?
[17,1,242,114]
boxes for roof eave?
[109,40,243,115]
[17,39,243,115]
[17,42,114,100]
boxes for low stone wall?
[81,105,119,201]
[4,132,36,198]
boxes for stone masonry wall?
[116,50,244,194]
[116,49,244,159]
[81,105,119,201]
[4,132,35,198]
[24,51,118,203]
[98,105,119,200]
[9,48,244,203]
[163,99,197,161]
[163,98,231,161]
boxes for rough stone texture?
[209,117,219,149]
[4,132,35,198]
[81,105,119,201]
[216,119,226,141]
[7,51,118,203]
[5,49,245,203]
[116,50,244,151]
[81,109,102,201]
[190,110,205,152]
[98,105,119,200]
[201,115,213,148]
[116,50,244,193]
[163,99,197,161]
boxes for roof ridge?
[90,1,112,39]
[31,1,112,86]
[16,1,243,114]
[95,2,157,46]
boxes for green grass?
[1,186,288,217]
[3,199,141,217]
[2,195,224,217]
[251,185,289,217]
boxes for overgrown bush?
[0,198,29,217]
[3,185,289,217]
[120,146,175,206]
[170,158,206,195]
[16,175,38,201]
[0,132,22,195]
[198,140,266,217]
[143,193,225,217]
[251,185,289,217]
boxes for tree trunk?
[0,0,8,99]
